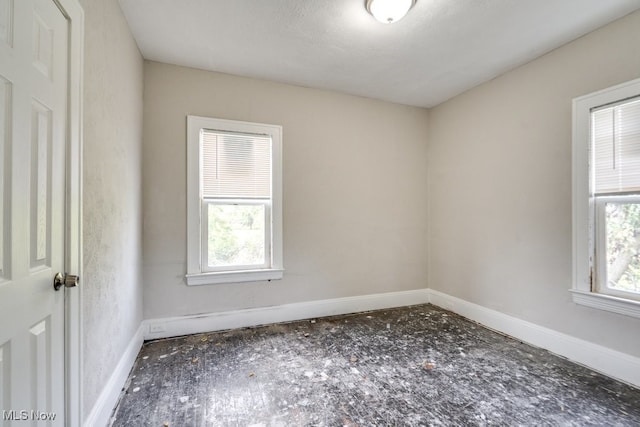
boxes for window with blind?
[592,97,640,300]
[572,78,640,318]
[186,116,283,285]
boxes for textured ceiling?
[119,0,640,108]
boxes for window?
[186,116,283,285]
[572,78,640,317]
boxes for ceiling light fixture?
[366,0,416,24]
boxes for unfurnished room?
[1,0,640,426]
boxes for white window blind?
[201,130,272,199]
[592,97,640,194]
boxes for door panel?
[0,75,9,279]
[0,0,68,424]
[0,0,12,48]
[30,99,52,269]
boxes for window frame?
[201,198,271,273]
[186,115,283,285]
[594,195,640,301]
[571,77,640,318]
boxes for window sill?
[570,289,640,319]
[186,269,284,286]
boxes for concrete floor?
[110,304,640,426]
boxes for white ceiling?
[119,0,640,108]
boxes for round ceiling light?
[366,0,416,24]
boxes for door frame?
[53,0,83,425]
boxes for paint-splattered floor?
[110,304,640,426]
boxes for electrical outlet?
[149,324,166,333]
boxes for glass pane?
[605,202,640,294]
[207,204,266,268]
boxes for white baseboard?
[427,289,640,389]
[84,324,145,427]
[143,289,431,340]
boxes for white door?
[0,0,69,424]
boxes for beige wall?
[428,10,640,357]
[142,61,429,319]
[79,0,144,418]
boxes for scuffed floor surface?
[110,304,640,426]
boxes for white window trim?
[571,77,640,318]
[186,116,284,285]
